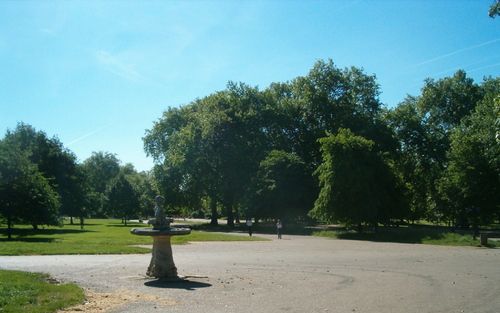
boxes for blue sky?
[1,0,499,171]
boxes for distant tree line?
[1,59,499,237]
[0,125,157,238]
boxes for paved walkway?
[1,234,499,313]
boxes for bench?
[479,231,500,246]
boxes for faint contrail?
[467,62,500,73]
[413,38,500,68]
[426,56,500,78]
[67,125,108,146]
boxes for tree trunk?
[226,204,234,228]
[80,216,84,230]
[210,197,218,226]
[124,218,127,226]
[32,224,38,230]
[70,216,74,225]
[235,209,240,224]
[357,223,363,233]
[7,215,12,240]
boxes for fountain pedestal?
[148,236,176,278]
[131,227,191,280]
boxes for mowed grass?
[0,219,266,256]
[0,269,84,313]
[313,226,500,248]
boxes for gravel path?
[1,234,499,313]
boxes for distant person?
[246,218,253,236]
[276,219,282,239]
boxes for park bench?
[479,231,500,246]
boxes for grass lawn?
[313,226,500,248]
[0,269,84,313]
[0,219,266,256]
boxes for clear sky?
[1,0,499,171]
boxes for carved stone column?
[146,235,178,280]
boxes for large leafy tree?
[0,140,60,237]
[81,151,121,217]
[107,174,140,225]
[120,163,158,218]
[387,71,485,223]
[385,97,436,221]
[1,123,79,229]
[310,129,408,231]
[145,83,269,226]
[438,78,500,227]
[265,60,395,171]
[145,105,216,222]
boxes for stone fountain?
[131,195,191,280]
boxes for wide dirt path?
[1,234,499,313]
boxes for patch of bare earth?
[59,289,176,313]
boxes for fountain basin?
[131,227,191,236]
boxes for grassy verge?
[0,269,84,313]
[313,226,500,248]
[0,219,266,256]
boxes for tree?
[119,164,158,218]
[310,129,407,231]
[107,174,140,225]
[145,83,269,227]
[387,71,485,223]
[0,140,60,238]
[489,0,500,17]
[2,123,82,227]
[245,150,315,221]
[385,97,437,222]
[438,78,500,227]
[81,151,121,216]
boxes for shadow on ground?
[0,228,92,237]
[144,279,212,290]
[336,228,445,244]
[0,237,55,243]
[106,223,146,228]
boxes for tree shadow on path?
[144,279,211,290]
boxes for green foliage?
[0,270,84,313]
[489,0,500,17]
[144,59,393,225]
[386,71,496,225]
[438,79,500,226]
[385,97,436,221]
[245,150,315,220]
[106,174,140,223]
[310,128,408,228]
[81,151,121,216]
[0,138,60,237]
[0,123,81,229]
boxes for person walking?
[246,218,253,237]
[276,219,282,239]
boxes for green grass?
[0,219,266,256]
[313,226,500,248]
[0,270,84,313]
